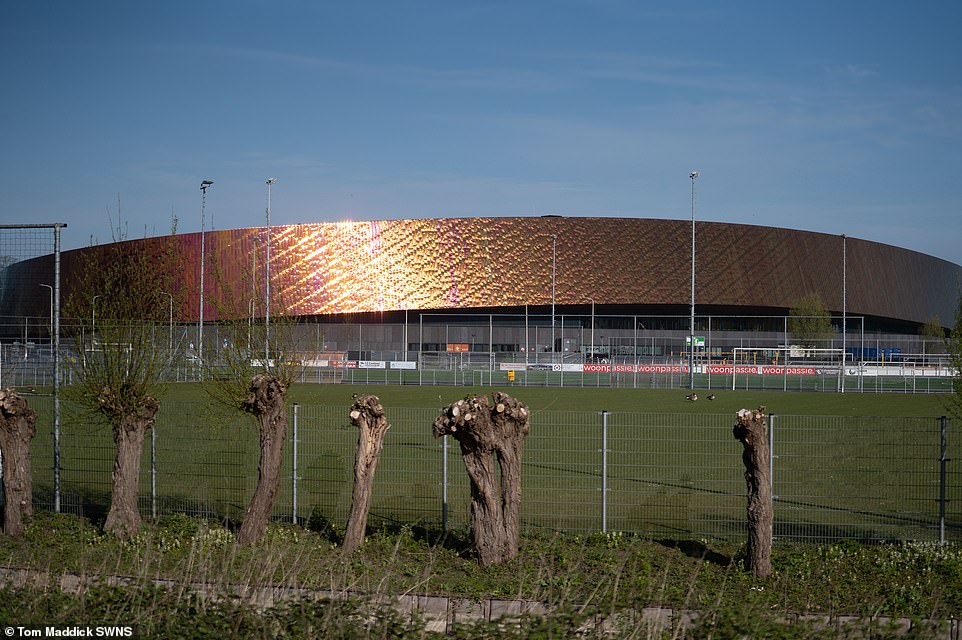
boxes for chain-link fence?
[0,224,66,512]
[0,225,64,385]
[24,396,960,544]
[1,312,955,393]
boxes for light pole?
[587,298,595,362]
[90,293,100,336]
[265,177,277,364]
[550,233,557,359]
[91,295,100,339]
[40,284,53,355]
[198,179,213,367]
[689,170,699,390]
[248,299,254,355]
[249,237,259,356]
[841,234,847,393]
[161,291,173,355]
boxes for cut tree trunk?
[103,396,160,539]
[237,373,289,546]
[0,388,38,538]
[489,392,528,557]
[433,392,530,566]
[733,406,773,578]
[342,394,391,554]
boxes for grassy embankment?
[1,511,960,638]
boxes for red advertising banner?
[707,365,758,375]
[497,363,818,375]
[634,364,688,374]
[583,364,689,374]
[446,343,469,353]
[707,365,817,376]
[762,366,818,376]
[583,364,610,372]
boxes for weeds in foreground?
[1,512,960,638]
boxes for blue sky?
[2,1,960,264]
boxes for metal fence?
[1,341,955,394]
[1,312,956,394]
[321,362,955,394]
[20,396,960,544]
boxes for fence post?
[442,434,449,532]
[769,414,776,499]
[53,224,63,513]
[292,403,299,524]
[151,421,157,519]
[601,410,608,533]
[940,415,947,544]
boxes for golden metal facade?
[44,217,962,326]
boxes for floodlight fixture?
[265,177,277,363]
[198,179,214,372]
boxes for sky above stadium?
[2,1,961,265]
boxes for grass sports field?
[164,381,953,416]
[27,384,960,543]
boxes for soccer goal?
[728,347,847,391]
[732,346,847,365]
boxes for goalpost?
[732,346,847,365]
[729,346,847,391]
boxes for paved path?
[1,566,958,637]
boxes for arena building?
[2,216,960,363]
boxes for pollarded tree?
[0,388,38,537]
[235,370,290,545]
[343,394,391,554]
[64,239,181,538]
[733,406,773,578]
[206,241,309,546]
[788,292,836,349]
[432,392,530,566]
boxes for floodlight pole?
[91,295,100,339]
[161,291,173,354]
[588,298,595,362]
[198,180,213,370]
[265,177,276,364]
[550,233,557,360]
[689,170,699,390]
[40,284,53,354]
[197,180,214,372]
[841,233,847,393]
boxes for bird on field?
[685,393,698,402]
[707,394,716,401]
